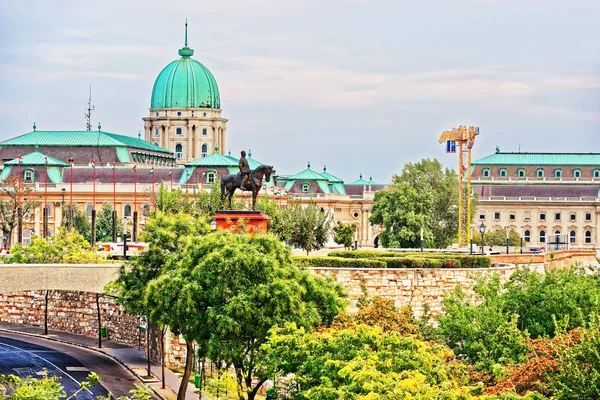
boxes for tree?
[61,204,91,242]
[332,221,356,250]
[95,203,122,242]
[473,229,521,247]
[291,201,333,255]
[8,228,105,264]
[0,175,40,247]
[262,323,476,399]
[370,159,475,248]
[144,232,346,400]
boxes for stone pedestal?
[214,210,271,234]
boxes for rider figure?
[239,150,252,190]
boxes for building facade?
[471,151,600,249]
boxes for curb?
[0,327,166,400]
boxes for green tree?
[144,232,346,400]
[291,201,333,255]
[370,159,475,248]
[262,323,477,399]
[332,221,356,250]
[8,228,105,264]
[61,204,91,242]
[95,203,123,242]
[0,175,40,247]
[473,229,521,247]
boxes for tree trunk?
[146,315,151,377]
[161,327,166,389]
[177,340,194,400]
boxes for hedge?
[328,250,491,268]
[292,256,386,269]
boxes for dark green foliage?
[61,204,91,241]
[501,267,600,338]
[292,256,387,269]
[327,250,491,268]
[95,203,123,242]
[473,229,522,247]
[332,221,356,250]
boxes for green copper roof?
[185,151,238,167]
[473,152,600,166]
[5,149,68,166]
[0,130,172,154]
[320,166,345,195]
[151,24,220,109]
[349,173,371,185]
[288,162,329,181]
[367,175,380,185]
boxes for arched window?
[573,169,581,179]
[524,230,531,242]
[301,183,310,193]
[207,170,217,184]
[593,169,600,179]
[123,204,132,218]
[554,230,561,243]
[22,229,32,247]
[499,168,508,177]
[85,204,93,217]
[45,203,53,218]
[482,168,490,178]
[554,168,562,178]
[201,144,208,157]
[569,230,576,244]
[175,144,183,159]
[154,128,159,136]
[539,230,546,243]
[23,169,34,183]
[585,231,592,244]
[536,168,544,178]
[517,168,526,178]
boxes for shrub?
[328,251,491,268]
[292,256,386,269]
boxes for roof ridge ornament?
[215,144,219,152]
[178,20,194,57]
[98,123,102,131]
[33,122,36,132]
[35,144,39,151]
[307,161,311,169]
[360,173,363,179]
[323,165,326,172]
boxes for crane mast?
[438,126,479,247]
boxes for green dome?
[151,25,220,109]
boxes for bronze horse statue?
[220,165,274,211]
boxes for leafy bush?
[292,256,386,269]
[329,250,491,268]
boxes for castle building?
[143,22,227,163]
[471,151,600,249]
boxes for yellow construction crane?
[438,126,479,247]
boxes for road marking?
[66,366,89,372]
[0,340,92,395]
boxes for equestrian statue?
[220,150,274,211]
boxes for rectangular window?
[586,213,592,221]
[494,212,500,220]
[176,128,182,135]
[154,128,159,136]
[555,213,561,221]
[479,214,485,220]
[202,128,208,136]
[570,213,576,222]
[509,213,516,221]
[540,213,546,221]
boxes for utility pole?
[85,85,95,131]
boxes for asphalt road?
[0,333,144,399]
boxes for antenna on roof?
[85,85,95,131]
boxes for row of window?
[174,144,209,160]
[482,168,600,179]
[154,111,208,118]
[521,229,593,244]
[154,127,209,136]
[484,212,594,222]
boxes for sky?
[0,0,598,182]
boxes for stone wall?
[491,249,598,270]
[311,266,517,320]
[0,290,143,347]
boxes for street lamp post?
[470,226,473,255]
[420,227,423,252]
[479,223,486,255]
[506,227,510,254]
[520,227,524,254]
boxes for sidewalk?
[0,322,198,400]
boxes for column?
[55,206,63,235]
[34,207,40,237]
[221,127,226,155]
[187,126,193,161]
[595,207,600,248]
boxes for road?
[0,332,146,399]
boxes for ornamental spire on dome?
[178,20,194,57]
